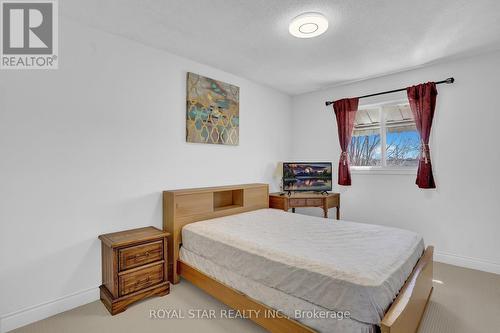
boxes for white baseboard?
[435,251,500,275]
[0,287,99,333]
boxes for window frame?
[349,99,418,175]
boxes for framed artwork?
[186,72,239,145]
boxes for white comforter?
[182,209,424,325]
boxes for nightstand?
[269,192,340,219]
[98,227,170,315]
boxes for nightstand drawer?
[289,198,306,206]
[306,199,323,206]
[119,241,163,271]
[119,263,164,296]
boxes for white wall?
[291,51,500,275]
[0,18,291,331]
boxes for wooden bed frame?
[163,184,433,333]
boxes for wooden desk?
[269,192,340,219]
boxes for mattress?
[180,246,376,333]
[181,208,424,325]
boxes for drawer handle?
[136,276,151,286]
[129,252,151,261]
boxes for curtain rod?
[324,77,455,107]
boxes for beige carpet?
[10,262,500,333]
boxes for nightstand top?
[99,226,169,248]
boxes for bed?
[163,184,433,333]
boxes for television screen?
[283,162,333,192]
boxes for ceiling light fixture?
[289,12,328,38]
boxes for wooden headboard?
[163,183,269,283]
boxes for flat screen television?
[283,162,333,192]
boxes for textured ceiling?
[62,0,500,95]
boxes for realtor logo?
[1,0,58,69]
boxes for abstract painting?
[186,72,239,145]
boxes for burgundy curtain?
[333,98,359,186]
[407,82,438,189]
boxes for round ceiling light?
[289,12,328,38]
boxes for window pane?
[349,108,381,166]
[384,104,420,167]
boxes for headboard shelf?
[163,183,269,283]
[214,204,242,212]
[213,189,243,210]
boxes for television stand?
[269,192,340,219]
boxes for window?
[349,101,420,172]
